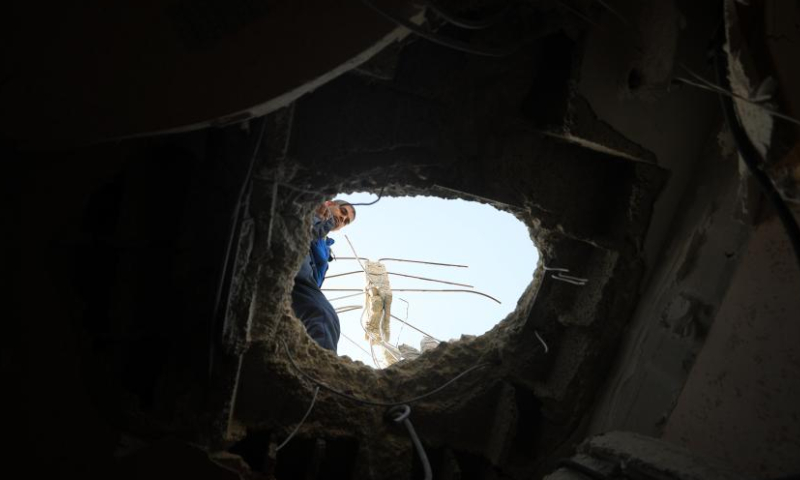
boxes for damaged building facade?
[3,1,799,479]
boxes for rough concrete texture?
[226,29,666,478]
[576,432,750,480]
[576,0,722,269]
[588,126,750,437]
[583,0,800,476]
[6,1,800,479]
[662,213,800,477]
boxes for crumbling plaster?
[224,32,667,478]
[6,1,799,479]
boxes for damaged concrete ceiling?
[3,1,799,479]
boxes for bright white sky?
[324,192,540,367]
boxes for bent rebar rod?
[335,305,363,314]
[390,314,441,343]
[326,270,474,288]
[337,305,443,344]
[336,256,468,268]
[322,288,501,304]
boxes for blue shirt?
[308,216,335,287]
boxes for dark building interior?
[3,1,800,479]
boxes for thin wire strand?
[543,266,570,272]
[388,271,474,288]
[394,298,410,348]
[344,235,369,274]
[327,292,366,302]
[555,273,587,282]
[326,270,375,279]
[359,0,517,57]
[379,257,469,268]
[275,386,320,452]
[335,305,364,314]
[281,339,491,407]
[337,257,469,268]
[390,314,442,343]
[534,330,549,353]
[322,288,501,304]
[552,274,587,286]
[266,178,280,248]
[424,0,511,30]
[341,333,374,358]
[673,76,800,127]
[553,0,599,27]
[347,185,387,206]
[586,0,800,127]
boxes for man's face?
[324,201,355,231]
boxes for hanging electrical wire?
[359,0,518,57]
[388,405,433,480]
[275,386,320,452]
[347,184,387,207]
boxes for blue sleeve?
[308,216,337,287]
[310,237,335,287]
[311,216,335,240]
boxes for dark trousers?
[291,257,340,352]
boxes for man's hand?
[315,201,333,220]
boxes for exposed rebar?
[390,314,442,343]
[322,288,501,304]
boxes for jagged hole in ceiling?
[320,193,540,368]
[228,45,663,476]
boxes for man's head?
[320,199,356,231]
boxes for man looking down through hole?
[291,200,356,352]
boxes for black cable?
[424,0,512,30]
[713,37,800,272]
[359,0,517,57]
[280,338,492,407]
[348,184,387,206]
